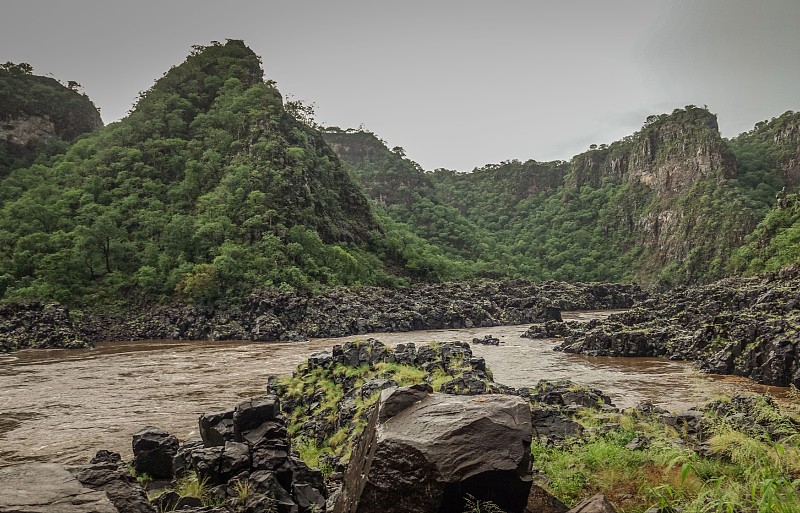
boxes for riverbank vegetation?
[268,338,800,512]
[532,398,800,512]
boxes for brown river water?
[0,310,793,467]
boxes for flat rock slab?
[0,463,117,513]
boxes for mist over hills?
[1,40,799,305]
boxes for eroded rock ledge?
[553,266,800,387]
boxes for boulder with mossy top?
[334,386,534,513]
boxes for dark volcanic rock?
[525,484,569,513]
[233,396,280,442]
[74,280,643,346]
[334,387,533,513]
[554,270,800,387]
[0,302,89,353]
[131,427,179,480]
[73,460,156,513]
[566,493,618,513]
[199,411,234,447]
[531,409,584,442]
[472,335,501,345]
[140,394,328,513]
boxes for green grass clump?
[373,362,426,385]
[531,407,800,513]
[174,471,210,502]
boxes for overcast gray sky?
[2,1,799,171]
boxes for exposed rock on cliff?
[0,62,102,173]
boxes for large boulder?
[334,386,533,513]
[131,427,179,480]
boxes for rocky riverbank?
[0,302,86,352]
[552,266,800,387]
[7,338,798,513]
[0,280,643,352]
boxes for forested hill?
[0,62,102,176]
[2,40,799,306]
[0,40,443,305]
[325,107,800,286]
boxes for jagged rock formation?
[554,267,800,387]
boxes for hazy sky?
[2,1,799,171]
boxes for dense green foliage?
[329,106,800,287]
[3,40,800,305]
[0,62,101,175]
[0,41,441,304]
[726,111,800,275]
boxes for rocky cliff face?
[321,107,764,285]
[570,108,735,194]
[0,65,102,172]
[0,114,57,147]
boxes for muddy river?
[0,311,792,466]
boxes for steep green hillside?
[326,107,794,286]
[0,41,420,304]
[3,40,797,305]
[322,128,495,266]
[0,62,102,175]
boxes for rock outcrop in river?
[73,280,640,346]
[554,266,800,387]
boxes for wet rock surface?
[555,268,800,387]
[73,454,156,513]
[132,427,179,480]
[79,397,324,513]
[0,463,117,513]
